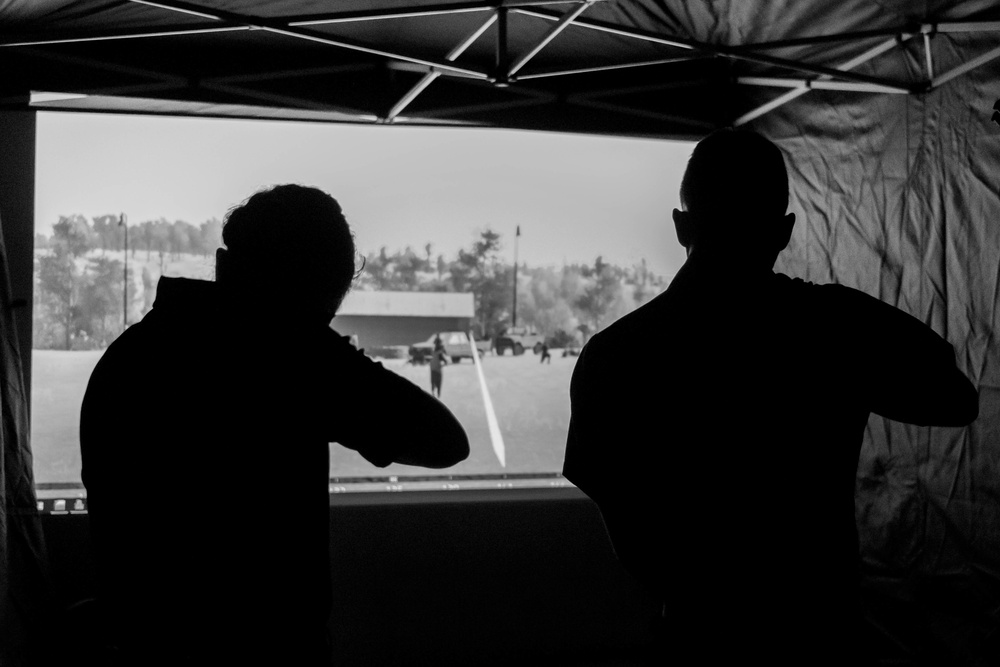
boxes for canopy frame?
[3,3,1000,130]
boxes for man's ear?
[774,212,795,252]
[673,209,694,250]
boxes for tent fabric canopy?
[2,1,1000,664]
[1,1,997,136]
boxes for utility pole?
[119,212,128,329]
[512,225,520,328]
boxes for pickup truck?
[493,326,545,356]
[408,331,492,364]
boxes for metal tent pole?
[119,213,128,328]
[512,225,520,328]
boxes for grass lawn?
[31,350,105,485]
[31,348,577,486]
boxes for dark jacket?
[81,277,468,664]
[565,264,977,664]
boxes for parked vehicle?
[494,326,545,356]
[408,331,491,364]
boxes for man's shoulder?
[769,274,938,357]
[575,294,674,372]
[772,272,890,313]
[590,290,672,344]
[90,279,223,374]
[96,316,156,362]
[152,276,218,306]
[773,272,840,299]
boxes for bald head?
[674,129,795,269]
[681,128,789,221]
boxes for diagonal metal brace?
[387,13,499,121]
[128,0,489,80]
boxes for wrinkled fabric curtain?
[0,211,50,666]
[755,43,1000,661]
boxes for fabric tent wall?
[755,43,1000,660]
[0,219,52,665]
[0,111,52,667]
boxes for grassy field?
[31,348,577,486]
[31,350,105,485]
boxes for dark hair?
[222,184,357,312]
[680,128,789,222]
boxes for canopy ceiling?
[1,0,999,138]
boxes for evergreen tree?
[450,229,510,337]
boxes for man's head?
[673,128,795,270]
[216,184,357,324]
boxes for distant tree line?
[355,229,669,344]
[34,214,223,262]
[33,215,668,351]
[33,214,222,350]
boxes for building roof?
[337,290,474,318]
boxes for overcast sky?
[35,111,692,277]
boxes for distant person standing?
[563,129,978,666]
[539,342,551,364]
[429,336,448,397]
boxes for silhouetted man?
[81,185,470,665]
[563,130,978,666]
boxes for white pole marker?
[469,331,506,467]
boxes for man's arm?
[327,333,470,468]
[845,288,979,426]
